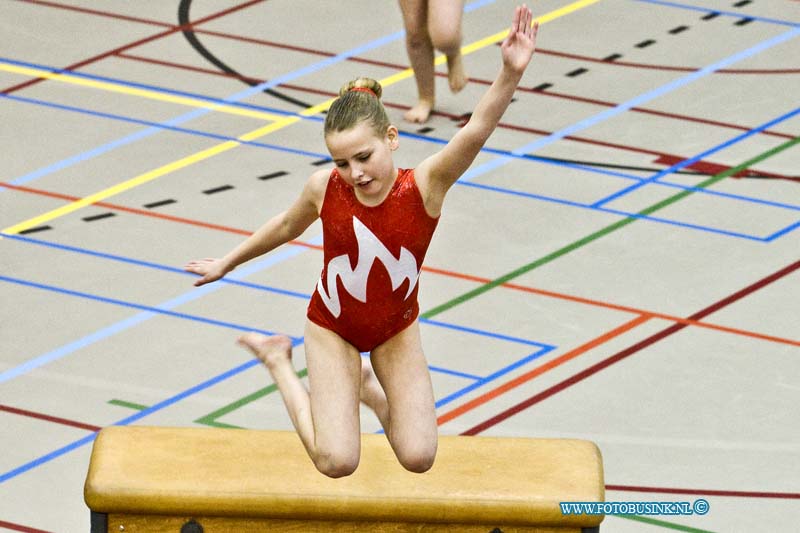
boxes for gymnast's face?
[326,121,399,203]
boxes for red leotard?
[306,168,439,352]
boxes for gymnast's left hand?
[184,257,232,286]
[501,4,538,75]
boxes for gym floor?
[1,0,798,531]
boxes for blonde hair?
[324,78,390,137]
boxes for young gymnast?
[185,4,537,478]
[398,0,468,123]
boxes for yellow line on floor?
[0,63,282,121]
[2,0,601,236]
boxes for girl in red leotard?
[185,5,538,478]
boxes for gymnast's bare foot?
[404,98,434,124]
[237,333,292,370]
[447,52,467,93]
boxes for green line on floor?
[618,514,718,533]
[108,399,150,411]
[195,368,308,428]
[421,135,799,319]
[192,136,798,427]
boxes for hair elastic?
[349,86,377,97]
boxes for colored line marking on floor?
[0,519,52,533]
[457,25,800,184]
[459,259,800,435]
[0,275,294,340]
[0,23,404,190]
[1,0,270,95]
[635,0,800,26]
[0,239,319,385]
[107,399,149,411]
[617,514,717,533]
[591,106,800,208]
[3,95,794,241]
[7,91,798,217]
[0,60,282,121]
[607,484,800,500]
[0,264,546,385]
[195,368,308,429]
[6,201,798,351]
[437,315,651,425]
[0,0,600,235]
[0,404,101,432]
[0,93,327,159]
[422,134,800,320]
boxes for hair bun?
[339,77,383,99]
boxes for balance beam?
[84,426,604,532]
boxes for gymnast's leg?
[238,320,363,478]
[368,321,438,473]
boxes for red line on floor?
[437,315,653,426]
[0,520,53,533]
[17,0,173,28]
[1,404,101,432]
[607,484,800,500]
[115,50,795,172]
[654,154,798,182]
[116,34,795,141]
[1,0,267,95]
[5,181,797,349]
[460,259,800,435]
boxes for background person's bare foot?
[237,333,293,370]
[447,53,467,93]
[404,98,434,123]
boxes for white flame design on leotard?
[316,217,419,318]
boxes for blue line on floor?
[591,106,800,208]
[634,0,800,27]
[428,365,484,381]
[764,220,800,242]
[0,56,305,115]
[0,239,319,384]
[0,93,327,159]
[435,345,556,409]
[2,28,404,187]
[5,232,548,347]
[9,90,797,214]
[1,0,497,190]
[0,274,295,340]
[458,181,771,242]
[420,317,554,348]
[457,26,800,184]
[1,233,312,301]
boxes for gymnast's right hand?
[184,258,232,286]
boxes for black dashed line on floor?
[143,199,177,209]
[669,25,689,34]
[82,213,116,222]
[202,185,234,194]
[603,53,623,62]
[417,126,434,134]
[311,158,332,166]
[735,17,754,26]
[532,82,552,91]
[566,67,588,77]
[635,39,656,48]
[702,12,720,21]
[258,171,288,181]
[18,226,52,235]
[733,0,752,7]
